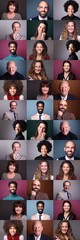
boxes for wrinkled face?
[62,163,70,175]
[38,23,46,33]
[37,203,44,214]
[67,22,75,34]
[41,145,48,156]
[15,206,23,214]
[61,222,68,234]
[37,1,49,18]
[64,141,75,157]
[34,62,42,74]
[10,102,17,111]
[41,86,49,95]
[61,122,70,135]
[64,182,71,191]
[38,123,46,133]
[58,100,67,113]
[67,5,74,16]
[9,225,16,236]
[63,202,70,212]
[37,103,44,114]
[32,180,41,193]
[15,123,22,134]
[7,61,17,75]
[63,62,70,72]
[36,43,44,54]
[9,43,17,55]
[33,221,43,237]
[9,85,16,96]
[8,4,16,12]
[12,23,20,33]
[9,183,17,194]
[60,82,70,97]
[68,43,75,54]
[9,164,16,173]
[40,161,48,174]
[12,143,20,153]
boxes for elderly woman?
[1,0,22,20]
[1,160,22,180]
[10,201,26,220]
[34,140,53,160]
[61,0,80,20]
[3,220,24,240]
[13,120,27,140]
[37,80,53,100]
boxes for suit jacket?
[31,213,51,220]
[57,72,76,80]
[54,131,78,140]
[2,110,18,120]
[57,212,76,220]
[31,113,51,120]
[28,234,51,240]
[5,153,27,160]
[56,190,72,200]
[58,156,80,160]
[32,16,53,20]
[55,111,75,120]
[54,93,78,100]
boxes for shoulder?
[61,15,67,20]
[69,131,78,140]
[58,156,65,160]
[19,95,24,100]
[57,73,63,80]
[54,94,61,100]
[1,12,7,19]
[43,114,51,120]
[77,35,80,41]
[4,95,8,100]
[56,174,62,180]
[29,54,34,60]
[19,235,24,240]
[41,234,51,240]
[30,37,36,40]
[68,94,78,100]
[59,35,62,40]
[15,13,22,20]
[32,16,38,20]
[3,236,8,240]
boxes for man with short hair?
[54,80,78,100]
[3,41,24,61]
[31,101,51,120]
[28,180,49,200]
[31,201,51,220]
[55,100,75,120]
[28,220,51,240]
[57,141,79,160]
[5,21,26,40]
[3,181,24,200]
[5,141,27,160]
[0,61,24,80]
[31,1,52,20]
[2,101,18,120]
[56,181,72,200]
[54,121,78,140]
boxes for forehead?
[60,82,69,88]
[13,143,20,147]
[9,43,16,47]
[33,180,41,185]
[61,122,69,127]
[34,222,42,228]
[9,183,16,187]
[62,163,69,167]
[67,4,74,9]
[61,222,68,227]
[38,23,46,28]
[37,103,44,107]
[39,1,48,7]
[59,100,67,105]
[65,141,75,147]
[8,62,16,67]
[13,23,20,27]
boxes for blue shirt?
[3,54,24,61]
[3,194,24,200]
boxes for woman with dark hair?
[57,61,76,80]
[1,160,22,180]
[54,220,75,240]
[37,80,53,99]
[10,201,26,220]
[56,161,77,180]
[66,40,80,60]
[61,0,80,20]
[57,200,76,220]
[3,80,24,100]
[33,160,53,180]
[31,120,51,140]
[29,40,50,60]
[34,140,53,160]
[13,120,27,140]
[30,20,52,40]
[1,0,22,20]
[28,60,48,80]
[3,220,24,240]
[59,20,80,40]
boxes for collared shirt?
[39,15,47,20]
[61,95,68,100]
[34,235,41,240]
[65,155,74,160]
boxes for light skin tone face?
[10,102,17,111]
[67,22,75,34]
[61,122,70,135]
[8,4,16,13]
[67,5,74,17]
[38,123,46,133]
[64,182,71,191]
[9,164,16,173]
[9,225,16,236]
[41,145,48,156]
[12,143,20,153]
[9,43,17,55]
[40,161,48,174]
[15,206,23,214]
[37,103,44,114]
[63,203,70,212]
[36,43,44,55]
[64,141,76,157]
[58,100,67,113]
[32,180,41,193]
[61,222,68,234]
[37,203,44,214]
[9,183,17,195]
[34,62,42,74]
[60,82,70,97]
[12,23,21,33]
[15,123,22,134]
[37,1,49,18]
[68,43,75,55]
[41,86,49,95]
[38,23,46,34]
[7,61,17,75]
[63,62,70,72]
[9,86,17,96]
[33,221,43,237]
[62,163,70,175]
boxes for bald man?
[54,80,78,100]
[0,61,24,80]
[28,220,51,240]
[55,100,75,120]
[57,141,80,160]
[31,1,52,20]
[54,121,78,140]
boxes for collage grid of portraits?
[0,0,80,239]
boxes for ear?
[37,7,39,12]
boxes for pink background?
[54,60,80,80]
[0,40,26,59]
[54,200,80,220]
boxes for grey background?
[54,140,80,159]
[54,160,80,179]
[0,200,26,219]
[27,60,53,80]
[0,0,26,19]
[54,220,80,240]
[0,100,26,119]
[0,220,26,239]
[53,120,80,139]
[54,20,80,40]
[27,40,53,60]
[27,80,53,100]
[27,0,53,19]
[27,159,53,179]
[0,20,26,40]
[27,200,53,219]
[54,40,80,60]
[0,60,26,79]
[54,180,80,200]
[27,100,53,120]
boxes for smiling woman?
[56,160,77,180]
[3,220,24,240]
[1,0,22,20]
[1,160,22,180]
[13,120,27,140]
[28,60,48,80]
[57,200,76,220]
[10,201,26,220]
[54,220,75,240]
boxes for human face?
[37,1,49,18]
[15,123,22,134]
[37,103,44,114]
[15,205,23,215]
[64,141,75,157]
[59,100,67,113]
[38,123,46,133]
[33,221,43,237]
[68,43,75,55]
[9,183,17,194]
[61,122,70,135]
[64,182,71,191]
[9,164,16,173]
[9,225,16,236]
[36,43,44,55]
[61,222,68,234]
[67,22,75,34]
[67,5,74,17]
[37,203,44,214]
[10,102,17,111]
[12,23,20,33]
[12,143,20,153]
[40,161,48,174]
[60,82,70,97]
[41,145,48,156]
[63,203,70,212]
[9,85,16,96]
[7,61,17,75]
[34,62,42,74]
[38,23,46,34]
[62,163,70,175]
[32,180,41,193]
[63,62,70,72]
[9,43,17,55]
[8,4,16,13]
[41,85,49,95]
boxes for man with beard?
[3,41,24,61]
[31,201,51,220]
[28,180,49,200]
[31,1,52,20]
[28,221,51,240]
[56,181,72,200]
[55,100,75,120]
[31,101,51,120]
[3,181,24,200]
[0,61,24,80]
[57,141,80,160]
[54,121,78,140]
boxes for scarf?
[7,234,19,240]
[7,95,19,100]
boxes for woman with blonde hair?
[59,20,80,40]
[33,160,53,180]
[54,220,75,240]
[28,60,48,80]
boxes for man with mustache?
[55,100,75,120]
[31,101,51,120]
[31,201,51,220]
[28,180,49,200]
[3,41,24,61]
[57,141,80,160]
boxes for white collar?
[39,15,47,20]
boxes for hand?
[58,110,63,116]
[31,190,36,196]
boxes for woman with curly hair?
[30,120,51,140]
[37,80,53,100]
[3,220,24,240]
[33,160,53,180]
[30,20,51,40]
[56,161,77,180]
[13,120,27,140]
[54,220,75,240]
[1,160,22,180]
[57,61,76,80]
[1,0,22,20]
[3,80,24,100]
[61,0,80,20]
[29,40,50,60]
[59,20,80,40]
[10,201,26,220]
[34,140,53,160]
[28,60,48,80]
[66,40,80,60]
[57,200,76,220]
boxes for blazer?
[31,213,51,220]
[2,110,18,120]
[31,113,51,120]
[57,72,76,80]
[58,156,80,160]
[5,153,27,160]
[56,190,72,200]
[54,93,78,100]
[57,212,76,220]
[28,234,51,240]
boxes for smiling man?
[0,61,24,80]
[3,181,24,200]
[31,1,52,20]
[57,141,80,160]
[31,201,51,220]
[54,121,78,140]
[3,41,24,61]
[28,180,49,200]
[28,221,51,240]
[55,100,75,120]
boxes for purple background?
[54,200,80,220]
[0,40,26,59]
[54,60,80,80]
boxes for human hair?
[63,180,71,187]
[36,100,44,107]
[12,21,21,28]
[36,201,45,207]
[8,41,18,49]
[34,120,48,139]
[59,80,70,90]
[13,120,27,132]
[63,0,79,13]
[37,140,52,153]
[39,80,52,95]
[34,160,51,180]
[32,40,48,60]
[10,100,17,107]
[59,160,75,179]
[8,181,17,188]
[38,0,49,9]
[12,141,21,149]
[6,160,18,173]
[3,220,23,235]
[60,121,70,131]
[60,21,78,40]
[3,80,23,95]
[34,20,48,40]
[55,220,75,240]
[7,0,19,13]
[62,200,71,211]
[12,201,25,215]
[28,60,48,80]
[32,220,43,230]
[62,60,71,70]
[7,61,17,69]
[66,40,80,52]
